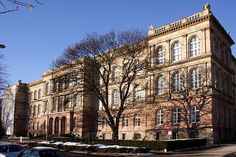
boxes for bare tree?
[1,87,15,135]
[0,0,43,14]
[53,30,148,143]
[158,67,212,139]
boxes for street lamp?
[0,44,5,49]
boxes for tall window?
[190,68,201,89]
[172,72,181,92]
[156,109,164,125]
[34,90,37,100]
[191,106,200,123]
[33,106,36,117]
[113,90,120,105]
[38,104,41,116]
[73,94,82,107]
[172,107,181,124]
[45,82,49,94]
[189,36,200,57]
[38,89,41,99]
[212,37,218,54]
[134,85,142,101]
[123,115,129,127]
[113,66,120,82]
[172,41,182,61]
[134,114,141,127]
[156,46,165,64]
[157,75,165,95]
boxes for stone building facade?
[97,4,236,143]
[27,64,98,139]
[2,4,236,144]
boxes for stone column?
[166,40,171,62]
[201,28,206,54]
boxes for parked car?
[17,147,64,157]
[0,143,22,157]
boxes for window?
[157,75,165,95]
[190,68,201,89]
[156,109,164,125]
[191,106,200,123]
[189,36,200,57]
[134,114,141,127]
[45,82,49,94]
[113,66,120,82]
[33,106,36,117]
[38,104,41,115]
[172,41,182,61]
[73,94,82,107]
[42,101,47,114]
[113,90,120,105]
[123,116,129,127]
[212,37,218,54]
[172,107,181,124]
[34,90,37,100]
[53,97,58,111]
[156,46,165,64]
[172,72,182,92]
[38,89,41,99]
[134,85,143,101]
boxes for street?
[63,144,236,157]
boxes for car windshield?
[39,149,63,157]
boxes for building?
[27,63,98,139]
[97,3,236,143]
[2,4,236,143]
[1,80,28,136]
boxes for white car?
[0,144,22,157]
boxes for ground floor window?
[122,133,126,140]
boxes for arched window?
[156,75,165,95]
[156,46,165,64]
[34,90,37,100]
[45,82,49,94]
[38,89,41,99]
[172,107,181,124]
[113,90,120,105]
[156,109,164,125]
[172,72,181,92]
[190,68,201,89]
[134,114,141,127]
[33,106,36,117]
[189,36,200,57]
[172,41,182,61]
[38,104,41,116]
[113,66,120,82]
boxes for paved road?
[64,144,236,157]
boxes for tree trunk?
[112,128,119,144]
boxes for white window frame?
[173,107,181,124]
[156,109,164,125]
[191,106,200,123]
[157,46,165,64]
[172,41,182,61]
[172,72,181,92]
[113,90,120,105]
[190,68,201,89]
[134,114,141,127]
[189,36,200,57]
[157,75,165,95]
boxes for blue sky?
[1,0,236,83]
